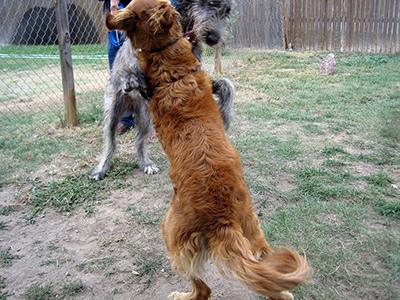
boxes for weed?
[375,200,400,219]
[28,174,106,219]
[40,259,57,267]
[321,146,347,157]
[0,277,5,289]
[77,257,115,273]
[134,254,165,290]
[23,283,54,300]
[323,159,346,168]
[61,280,85,297]
[0,248,15,267]
[0,206,14,216]
[47,242,59,252]
[127,206,161,225]
[366,172,392,187]
[0,221,7,230]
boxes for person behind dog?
[99,0,135,134]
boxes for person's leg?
[107,40,119,70]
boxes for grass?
[134,253,165,290]
[61,280,85,297]
[375,200,400,219]
[0,44,108,72]
[0,50,399,298]
[0,206,14,216]
[77,257,115,273]
[0,248,16,267]
[23,283,54,300]
[365,171,393,187]
[0,276,6,299]
[127,206,162,226]
[27,159,137,222]
[0,221,7,230]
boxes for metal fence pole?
[56,0,77,127]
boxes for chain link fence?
[0,0,283,141]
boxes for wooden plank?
[362,0,370,52]
[356,0,361,51]
[395,0,400,53]
[323,0,328,50]
[371,0,377,52]
[334,0,341,50]
[280,0,288,49]
[302,0,307,50]
[328,0,334,51]
[394,0,400,53]
[340,0,346,51]
[388,0,395,53]
[349,0,354,51]
[375,0,381,53]
[383,0,391,53]
[55,0,77,127]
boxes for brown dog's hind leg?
[168,277,211,300]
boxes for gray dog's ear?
[106,9,137,31]
[148,2,178,34]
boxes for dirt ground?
[0,143,261,299]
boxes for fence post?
[56,0,77,127]
[279,0,288,49]
[214,46,222,74]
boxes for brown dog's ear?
[106,9,136,31]
[148,3,178,34]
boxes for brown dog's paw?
[269,291,294,300]
[167,291,190,300]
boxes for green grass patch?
[365,172,392,187]
[23,283,54,300]
[375,200,400,219]
[0,276,5,289]
[264,201,398,299]
[321,145,347,157]
[0,221,7,230]
[61,280,85,297]
[27,159,138,222]
[0,206,15,216]
[0,248,16,267]
[77,256,115,273]
[134,253,165,290]
[127,206,161,226]
[28,174,106,220]
[294,167,359,202]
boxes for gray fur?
[92,0,235,180]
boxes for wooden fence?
[229,0,283,49]
[280,0,400,53]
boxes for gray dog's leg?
[91,86,125,180]
[133,100,159,174]
[212,77,235,130]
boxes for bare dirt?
[0,142,260,300]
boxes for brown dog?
[106,1,310,299]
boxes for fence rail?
[281,0,400,53]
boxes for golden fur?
[106,1,310,299]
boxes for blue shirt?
[171,0,181,10]
[108,2,126,48]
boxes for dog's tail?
[210,226,310,297]
[212,78,235,130]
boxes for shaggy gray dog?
[92,0,235,180]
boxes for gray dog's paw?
[143,163,159,175]
[91,169,107,181]
[123,75,140,94]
